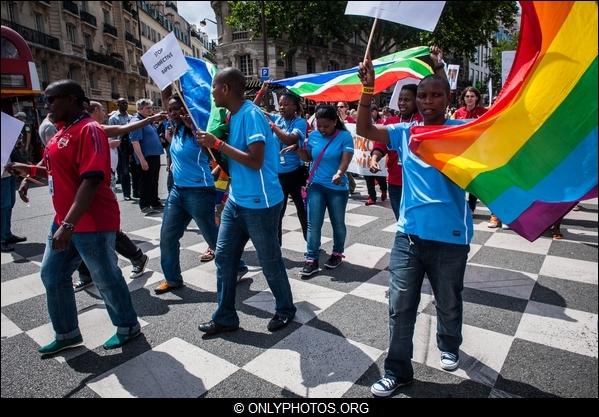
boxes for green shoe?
[102,329,141,350]
[38,335,83,356]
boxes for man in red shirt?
[17,80,141,356]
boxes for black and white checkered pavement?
[2,173,597,398]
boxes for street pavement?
[1,161,597,398]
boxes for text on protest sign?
[345,123,389,177]
[141,32,189,91]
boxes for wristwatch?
[60,221,75,231]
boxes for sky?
[178,1,218,42]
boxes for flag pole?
[171,82,216,161]
[363,17,378,62]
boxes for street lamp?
[199,17,217,27]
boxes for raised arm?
[103,112,167,137]
[356,57,390,144]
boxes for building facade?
[1,0,216,115]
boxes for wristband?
[361,86,375,94]
[212,138,225,151]
[30,166,37,177]
[60,221,75,231]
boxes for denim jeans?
[305,183,349,260]
[388,184,402,221]
[384,232,469,381]
[1,176,16,241]
[160,185,218,285]
[212,200,296,327]
[40,223,139,340]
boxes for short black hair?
[400,84,418,96]
[215,67,245,97]
[315,104,347,131]
[418,75,450,97]
[280,91,301,110]
[45,79,87,106]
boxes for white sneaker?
[501,223,510,230]
[440,351,459,371]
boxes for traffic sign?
[260,67,269,81]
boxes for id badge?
[280,154,286,165]
[48,175,54,196]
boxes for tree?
[226,1,518,60]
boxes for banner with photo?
[345,123,388,177]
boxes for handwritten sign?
[141,32,189,91]
[345,123,388,176]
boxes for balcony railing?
[39,1,52,6]
[80,11,97,27]
[1,19,60,51]
[232,31,249,41]
[122,1,137,16]
[125,31,137,44]
[103,23,118,37]
[62,0,79,16]
[86,49,124,70]
[165,1,178,11]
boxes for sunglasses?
[337,105,346,109]
[44,94,68,104]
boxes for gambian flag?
[409,1,598,242]
[272,46,433,102]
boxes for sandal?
[552,232,564,240]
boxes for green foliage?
[226,1,518,60]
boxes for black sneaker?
[324,253,343,269]
[267,314,293,332]
[130,254,149,279]
[141,207,157,215]
[1,242,14,252]
[299,259,319,278]
[4,234,26,244]
[151,202,164,210]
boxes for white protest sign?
[488,77,493,105]
[345,1,446,32]
[501,50,516,86]
[389,77,421,111]
[345,123,388,176]
[446,64,460,90]
[141,32,189,91]
[1,112,25,171]
[272,92,280,111]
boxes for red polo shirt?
[453,106,488,119]
[44,115,120,232]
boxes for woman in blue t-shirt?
[296,104,354,278]
[266,93,309,245]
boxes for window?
[39,60,49,84]
[66,23,77,43]
[306,57,315,74]
[8,2,17,23]
[34,12,44,33]
[89,72,97,89]
[111,77,117,94]
[151,28,156,42]
[239,54,253,76]
[106,42,113,53]
[83,33,92,50]
[80,1,88,12]
[141,22,147,37]
[103,9,111,25]
[124,19,130,33]
[285,53,293,72]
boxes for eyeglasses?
[337,105,346,109]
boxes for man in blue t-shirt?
[197,68,296,336]
[129,99,164,214]
[356,47,472,397]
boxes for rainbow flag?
[272,46,433,102]
[409,1,598,242]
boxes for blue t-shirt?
[228,101,284,209]
[307,129,354,191]
[129,114,164,162]
[387,120,473,245]
[170,124,214,188]
[269,113,307,174]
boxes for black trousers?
[278,167,308,245]
[364,175,388,201]
[138,155,162,210]
[468,193,478,212]
[78,231,142,277]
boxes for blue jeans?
[1,176,16,241]
[40,223,139,340]
[212,200,296,327]
[306,183,348,259]
[385,232,469,381]
[388,184,402,221]
[160,185,219,285]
